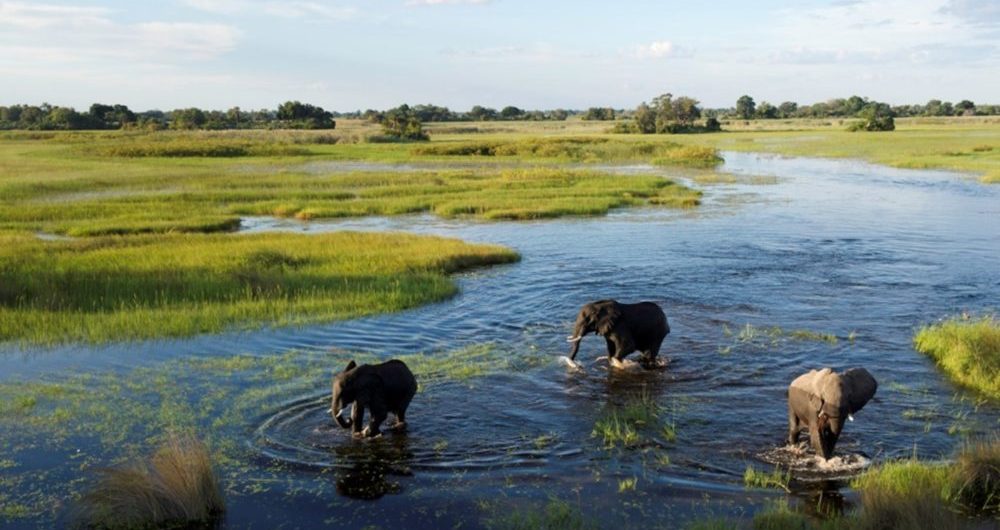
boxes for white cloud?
[180,0,249,15]
[136,22,241,57]
[633,41,674,59]
[0,1,111,29]
[263,2,357,20]
[406,0,489,6]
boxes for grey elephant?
[567,299,670,368]
[332,359,417,438]
[787,367,877,460]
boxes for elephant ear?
[842,367,877,415]
[353,369,384,403]
[596,302,621,336]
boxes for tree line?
[725,95,996,120]
[0,101,336,131]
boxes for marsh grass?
[719,323,839,353]
[0,135,702,235]
[592,389,675,449]
[670,117,1000,184]
[74,433,224,529]
[0,231,517,344]
[913,315,1000,400]
[411,136,722,167]
[485,498,595,530]
[850,458,963,530]
[743,465,792,492]
[951,436,1000,515]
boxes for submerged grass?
[591,388,676,449]
[0,231,517,344]
[913,314,1000,400]
[484,498,596,530]
[743,465,792,492]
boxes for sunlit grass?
[673,117,1000,184]
[0,231,518,344]
[913,315,1000,400]
[484,498,595,530]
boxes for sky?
[1,0,998,112]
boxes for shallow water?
[2,152,998,528]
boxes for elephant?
[787,367,877,460]
[332,359,417,439]
[566,299,670,369]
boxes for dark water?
[2,152,998,528]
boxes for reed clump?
[913,314,1000,400]
[74,433,224,529]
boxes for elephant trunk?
[332,398,352,429]
[567,321,588,360]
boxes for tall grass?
[74,433,224,529]
[0,231,518,344]
[592,389,675,449]
[411,136,722,166]
[913,315,1000,400]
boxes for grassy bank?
[691,437,999,529]
[670,117,1000,183]
[0,132,703,235]
[0,231,517,345]
[914,315,1000,400]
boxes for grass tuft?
[74,433,224,529]
[913,314,1000,400]
[743,465,791,492]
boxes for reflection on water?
[2,152,999,528]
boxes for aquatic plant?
[592,389,675,449]
[742,465,791,492]
[913,314,1000,400]
[74,433,224,529]
[485,498,595,530]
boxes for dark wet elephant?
[566,299,670,368]
[332,359,417,438]
[787,367,877,460]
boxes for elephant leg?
[351,403,365,437]
[605,337,616,359]
[807,420,823,456]
[364,401,388,438]
[787,408,800,446]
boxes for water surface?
[2,152,997,528]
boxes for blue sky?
[1,0,997,111]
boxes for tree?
[500,106,524,120]
[755,101,778,119]
[849,102,895,132]
[380,104,428,140]
[468,105,498,121]
[633,103,656,133]
[170,108,206,129]
[276,100,335,128]
[582,107,615,120]
[955,100,975,116]
[778,101,798,118]
[736,95,755,120]
[671,96,701,125]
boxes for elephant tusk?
[848,414,855,422]
[566,336,582,343]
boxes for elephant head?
[793,367,877,459]
[567,300,621,360]
[331,360,383,429]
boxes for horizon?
[2,0,998,112]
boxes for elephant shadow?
[331,435,414,500]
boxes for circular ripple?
[757,443,872,482]
[249,374,584,473]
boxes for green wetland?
[0,131,998,528]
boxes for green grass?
[671,116,1000,183]
[485,498,595,530]
[591,389,676,449]
[0,133,703,235]
[0,231,518,344]
[743,465,792,492]
[913,315,1000,400]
